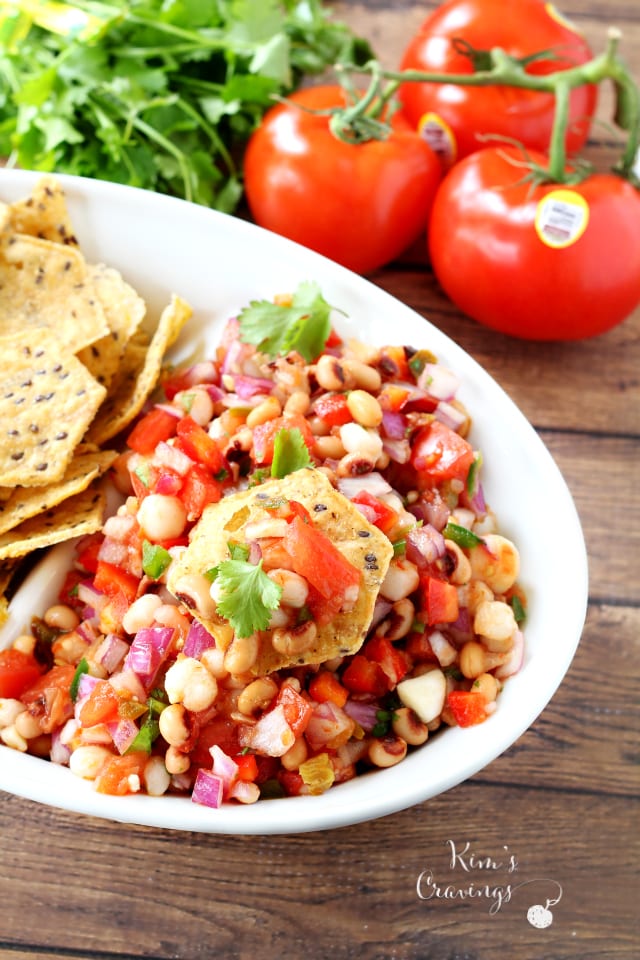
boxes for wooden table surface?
[1,3,638,960]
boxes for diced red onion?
[305,701,354,752]
[337,472,392,500]
[97,538,129,567]
[353,502,378,524]
[155,441,194,476]
[205,383,225,403]
[184,361,219,386]
[343,698,380,732]
[75,620,99,644]
[495,629,525,679]
[94,634,129,674]
[153,403,182,419]
[123,626,174,688]
[408,492,450,532]
[220,392,263,409]
[103,513,137,541]
[418,363,460,400]
[109,669,148,703]
[74,674,101,720]
[108,718,140,755]
[184,620,216,659]
[247,540,262,566]
[448,606,473,644]
[434,400,467,432]
[382,438,411,464]
[77,580,105,609]
[428,629,458,667]
[50,729,71,765]
[468,481,486,516]
[406,524,446,566]
[381,410,407,439]
[233,375,274,399]
[370,597,393,630]
[210,744,239,794]
[154,471,183,496]
[191,769,224,808]
[240,705,294,757]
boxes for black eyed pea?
[283,390,311,416]
[315,354,357,392]
[346,389,383,428]
[472,672,500,702]
[383,598,416,641]
[122,593,163,635]
[158,702,190,748]
[459,640,487,679]
[143,755,171,796]
[473,600,517,652]
[465,579,495,615]
[391,707,429,746]
[246,395,282,429]
[336,451,378,477]
[14,710,42,740]
[236,677,279,716]
[368,734,408,768]
[165,745,190,775]
[0,698,26,728]
[43,603,80,632]
[314,434,347,460]
[0,724,28,752]
[223,633,259,675]
[469,534,520,594]
[379,558,420,602]
[339,422,383,462]
[164,656,218,712]
[266,569,309,608]
[172,573,218,620]
[137,493,187,542]
[11,634,36,656]
[280,736,309,771]
[69,745,113,780]
[344,358,382,393]
[174,387,215,426]
[444,539,472,585]
[271,621,317,657]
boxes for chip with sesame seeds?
[7,174,79,247]
[0,483,107,560]
[0,327,107,487]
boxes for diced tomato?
[94,561,139,606]
[75,534,104,575]
[308,671,349,708]
[351,490,398,535]
[191,717,240,766]
[364,635,409,686]
[251,414,315,465]
[78,679,121,727]
[313,393,353,427]
[57,569,86,611]
[341,654,388,697]
[410,420,475,485]
[0,649,44,699]
[234,753,259,782]
[258,537,297,572]
[420,576,460,625]
[278,769,305,797]
[377,383,412,412]
[404,631,438,663]
[378,345,412,381]
[130,463,156,500]
[276,683,312,738]
[324,326,343,349]
[21,664,75,733]
[175,416,227,474]
[180,464,222,518]
[151,467,183,497]
[126,408,178,455]
[94,751,148,795]
[283,515,360,605]
[447,690,488,727]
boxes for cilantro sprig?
[271,427,311,478]
[238,281,340,362]
[207,542,282,638]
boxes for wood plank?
[0,785,635,960]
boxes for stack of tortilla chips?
[0,175,192,624]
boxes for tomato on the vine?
[243,85,442,274]
[398,0,597,165]
[428,145,640,340]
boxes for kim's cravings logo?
[416,840,563,926]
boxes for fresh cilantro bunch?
[0,0,372,211]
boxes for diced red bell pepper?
[0,649,44,699]
[410,419,475,485]
[76,534,104,574]
[127,408,178,455]
[313,393,353,427]
[276,683,312,738]
[404,631,439,663]
[447,690,488,727]
[364,635,409,686]
[94,561,139,606]
[175,416,227,475]
[341,654,388,697]
[420,576,460,625]
[308,671,349,708]
[180,464,222,518]
[234,753,259,783]
[251,414,315,465]
[351,490,398,535]
[283,516,360,604]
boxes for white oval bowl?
[0,169,588,834]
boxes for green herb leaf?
[443,521,483,549]
[214,556,282,638]
[271,427,311,478]
[466,453,483,497]
[142,540,172,579]
[238,281,337,361]
[510,595,527,624]
[70,658,90,703]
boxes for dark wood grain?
[1,3,638,960]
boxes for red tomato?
[180,464,222,518]
[398,0,596,164]
[447,690,488,727]
[0,649,44,699]
[410,420,475,484]
[283,515,361,607]
[78,680,121,727]
[341,654,388,697]
[351,490,398,535]
[175,417,227,475]
[94,561,139,606]
[244,85,442,274]
[429,145,640,339]
[313,393,353,427]
[95,752,148,795]
[126,408,178,455]
[420,576,460,625]
[21,664,76,733]
[251,414,315,465]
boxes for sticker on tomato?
[544,3,582,35]
[534,189,590,249]
[417,112,457,169]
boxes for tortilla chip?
[167,470,394,674]
[0,449,117,536]
[0,327,107,487]
[8,175,78,246]
[0,484,106,560]
[0,234,109,352]
[76,264,147,388]
[86,294,192,446]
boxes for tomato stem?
[336,28,639,185]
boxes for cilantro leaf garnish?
[271,427,311,478]
[70,658,90,703]
[238,281,338,362]
[213,557,282,638]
